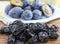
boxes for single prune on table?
[15,40,25,44]
[50,25,58,32]
[28,35,38,44]
[7,34,15,44]
[49,32,59,40]
[38,31,49,42]
[0,27,11,34]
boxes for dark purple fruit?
[50,32,59,40]
[38,31,49,42]
[28,35,38,44]
[7,35,15,44]
[15,40,25,44]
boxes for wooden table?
[0,19,60,44]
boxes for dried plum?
[50,25,58,32]
[38,31,49,42]
[50,32,59,40]
[28,23,37,30]
[0,27,11,34]
[7,35,15,44]
[15,40,25,44]
[28,35,38,44]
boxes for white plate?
[0,2,60,25]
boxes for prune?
[47,29,51,36]
[36,23,43,29]
[50,32,59,40]
[0,27,11,34]
[21,10,33,20]
[43,23,49,29]
[26,29,35,36]
[8,7,23,18]
[28,35,38,44]
[15,40,25,44]
[50,25,58,32]
[12,24,26,35]
[21,29,35,40]
[9,21,26,35]
[33,10,42,20]
[11,20,23,25]
[27,23,37,31]
[7,35,15,44]
[38,31,49,42]
[18,30,27,41]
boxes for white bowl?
[0,2,60,25]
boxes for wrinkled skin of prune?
[28,35,38,44]
[15,40,25,44]
[0,27,11,34]
[7,35,15,44]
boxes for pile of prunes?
[0,20,59,44]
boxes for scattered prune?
[38,31,49,42]
[27,23,37,30]
[43,23,49,29]
[50,32,59,40]
[50,25,58,32]
[7,35,15,44]
[18,30,27,41]
[28,35,38,44]
[0,27,11,34]
[15,40,25,44]
[36,23,43,29]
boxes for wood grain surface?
[0,19,60,44]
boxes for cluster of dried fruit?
[0,20,59,44]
